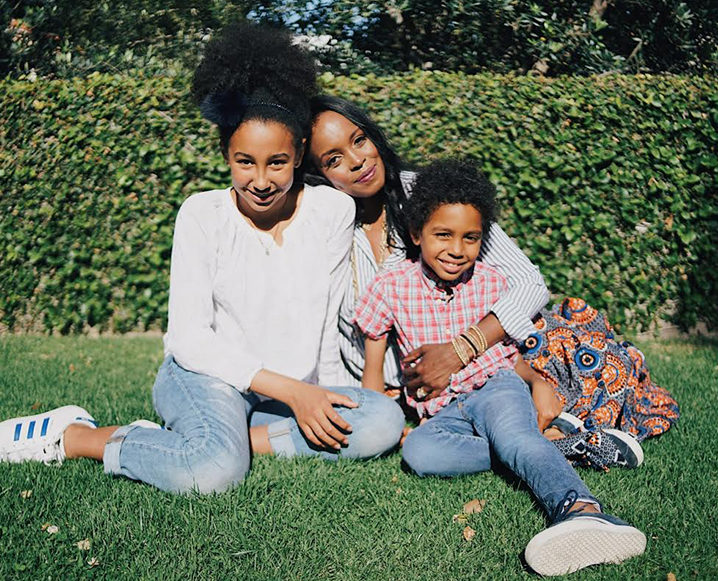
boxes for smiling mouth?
[247,189,278,201]
[438,259,465,273]
[355,165,376,184]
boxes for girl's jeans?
[103,357,405,494]
[402,369,598,517]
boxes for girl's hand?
[531,378,562,433]
[402,343,463,392]
[287,383,358,450]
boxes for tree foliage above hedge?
[2,1,717,78]
[1,72,716,334]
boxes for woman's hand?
[531,378,562,433]
[286,383,358,450]
[402,343,463,393]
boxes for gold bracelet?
[457,335,477,364]
[461,332,481,357]
[451,337,471,366]
[474,326,488,353]
[460,333,478,358]
[468,325,488,354]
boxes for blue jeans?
[103,357,404,494]
[402,369,598,516]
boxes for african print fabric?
[522,297,680,470]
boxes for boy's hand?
[531,378,562,433]
[286,384,357,450]
[402,343,463,392]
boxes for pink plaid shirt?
[354,259,518,417]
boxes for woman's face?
[310,111,386,199]
[228,119,303,220]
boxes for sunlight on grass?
[1,336,716,579]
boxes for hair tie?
[200,92,295,127]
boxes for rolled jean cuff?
[267,418,296,458]
[102,424,139,475]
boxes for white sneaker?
[548,411,585,435]
[525,491,646,576]
[0,405,97,465]
[604,428,644,468]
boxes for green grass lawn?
[1,335,716,580]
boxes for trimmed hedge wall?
[1,72,716,334]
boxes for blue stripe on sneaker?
[41,417,50,436]
[27,420,35,439]
[76,416,98,427]
[14,423,22,441]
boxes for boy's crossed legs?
[403,369,646,576]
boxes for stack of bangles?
[415,326,489,401]
[451,325,488,366]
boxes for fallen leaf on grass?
[69,364,75,373]
[463,499,486,514]
[41,524,58,534]
[462,526,476,542]
[20,490,32,499]
[452,514,468,525]
[30,401,42,410]
[87,557,100,567]
[76,539,91,551]
[666,574,676,581]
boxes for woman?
[307,96,550,400]
[0,24,404,493]
[307,96,552,407]
[306,96,678,468]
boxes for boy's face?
[411,203,483,282]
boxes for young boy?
[353,159,646,576]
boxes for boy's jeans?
[402,369,598,517]
[103,357,405,494]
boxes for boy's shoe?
[525,491,646,576]
[548,412,584,435]
[0,405,97,465]
[604,428,644,468]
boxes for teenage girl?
[0,23,404,493]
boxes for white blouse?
[163,184,355,392]
[337,171,550,388]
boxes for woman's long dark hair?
[306,95,411,252]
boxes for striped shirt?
[336,171,549,389]
[354,259,518,417]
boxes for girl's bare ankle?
[62,423,93,459]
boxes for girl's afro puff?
[192,21,317,137]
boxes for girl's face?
[411,203,483,282]
[228,120,304,220]
[310,111,386,199]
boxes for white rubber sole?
[604,428,644,467]
[525,516,647,576]
[549,412,585,435]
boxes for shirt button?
[445,329,452,336]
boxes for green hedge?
[1,71,716,334]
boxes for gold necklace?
[361,209,388,266]
[352,210,389,298]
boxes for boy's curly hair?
[192,21,317,155]
[405,159,498,259]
